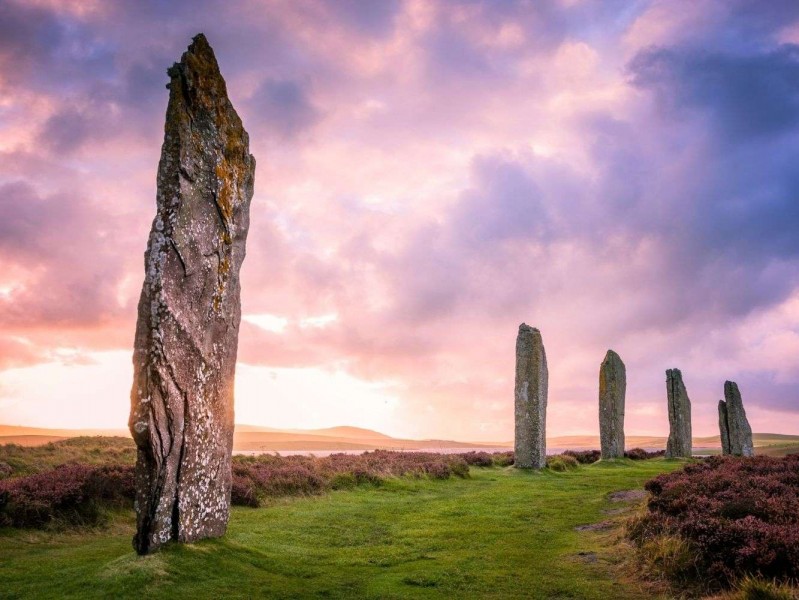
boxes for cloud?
[630,44,799,142]
[38,105,96,154]
[0,1,116,93]
[323,0,402,36]
[248,78,322,139]
[452,154,550,245]
[0,181,134,327]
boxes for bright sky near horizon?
[0,0,798,441]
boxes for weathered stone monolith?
[665,369,692,458]
[599,350,626,459]
[514,324,548,468]
[718,400,731,455]
[128,34,255,555]
[719,381,754,456]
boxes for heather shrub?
[461,451,494,467]
[0,461,11,479]
[329,472,358,490]
[0,448,477,525]
[563,449,601,464]
[83,465,136,504]
[259,465,326,496]
[625,448,665,460]
[0,463,134,528]
[349,468,383,486]
[232,463,326,499]
[230,473,258,508]
[492,451,514,467]
[629,455,799,591]
[228,450,472,506]
[547,455,579,472]
[448,457,470,478]
[424,462,452,479]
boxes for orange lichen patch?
[212,121,248,227]
[213,135,250,230]
[214,160,234,223]
[183,35,227,114]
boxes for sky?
[0,0,798,442]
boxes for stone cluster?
[510,330,761,467]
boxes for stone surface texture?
[720,381,755,457]
[718,399,732,455]
[514,324,548,469]
[665,368,692,458]
[128,34,255,555]
[598,350,626,459]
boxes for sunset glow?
[1,0,798,441]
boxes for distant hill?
[2,424,797,452]
[0,435,69,446]
[294,426,395,440]
[0,425,129,439]
[0,423,498,452]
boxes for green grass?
[0,459,684,600]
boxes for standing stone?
[719,381,755,456]
[665,369,692,458]
[514,324,548,469]
[718,400,732,455]
[599,350,626,459]
[128,34,255,555]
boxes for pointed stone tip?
[724,380,740,397]
[518,323,540,334]
[188,33,214,57]
[666,367,682,377]
[166,32,228,101]
[185,32,217,63]
[602,349,624,367]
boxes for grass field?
[0,460,684,600]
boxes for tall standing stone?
[514,324,548,469]
[128,34,255,555]
[719,381,754,456]
[599,350,626,459]
[665,369,692,458]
